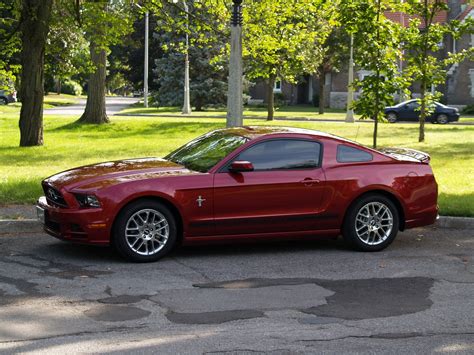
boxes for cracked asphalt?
[0,225,473,354]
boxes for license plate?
[36,206,45,224]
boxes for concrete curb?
[0,216,473,234]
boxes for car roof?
[217,126,357,144]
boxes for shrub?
[274,92,287,107]
[312,93,320,107]
[461,104,474,115]
[61,79,83,96]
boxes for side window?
[235,139,321,171]
[406,101,419,110]
[337,145,373,163]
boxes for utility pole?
[226,0,243,127]
[182,0,191,114]
[144,11,149,108]
[345,33,355,123]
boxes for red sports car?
[36,127,438,262]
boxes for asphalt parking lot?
[0,226,473,354]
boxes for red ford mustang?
[36,127,438,262]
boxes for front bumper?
[36,196,111,245]
[451,113,460,122]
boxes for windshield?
[165,131,249,172]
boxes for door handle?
[300,178,320,186]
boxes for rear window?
[337,145,373,163]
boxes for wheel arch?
[342,189,406,231]
[111,195,184,245]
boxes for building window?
[273,80,282,93]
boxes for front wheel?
[386,112,398,123]
[113,199,177,262]
[343,194,399,252]
[436,114,449,124]
[0,97,8,105]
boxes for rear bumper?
[36,196,111,245]
[405,205,439,229]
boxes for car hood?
[44,157,195,191]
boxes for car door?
[213,138,326,236]
[403,101,420,121]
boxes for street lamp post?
[226,0,243,127]
[345,33,355,123]
[144,11,149,108]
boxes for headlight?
[74,194,101,208]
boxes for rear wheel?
[386,112,398,123]
[436,114,448,124]
[343,194,399,251]
[113,199,177,262]
[0,97,8,105]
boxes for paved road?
[0,226,473,354]
[44,97,138,116]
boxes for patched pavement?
[0,226,473,353]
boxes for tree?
[402,0,474,142]
[151,1,228,111]
[343,0,403,148]
[153,42,227,110]
[0,1,20,91]
[77,0,135,124]
[45,2,90,95]
[18,0,53,146]
[243,0,335,120]
[316,28,348,114]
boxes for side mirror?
[229,160,254,173]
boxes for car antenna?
[354,125,360,142]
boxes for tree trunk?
[318,69,325,114]
[77,41,109,124]
[266,75,275,121]
[419,82,426,142]
[57,78,61,95]
[18,0,53,147]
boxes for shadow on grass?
[51,120,222,137]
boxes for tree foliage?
[402,0,474,142]
[243,0,336,120]
[342,0,403,148]
[151,0,228,111]
[0,1,20,90]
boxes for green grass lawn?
[0,106,473,217]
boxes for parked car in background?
[37,127,438,262]
[384,99,460,124]
[132,90,143,98]
[0,90,17,105]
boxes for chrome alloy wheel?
[355,202,393,246]
[387,113,397,123]
[437,114,448,124]
[125,209,169,255]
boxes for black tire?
[113,199,177,262]
[0,97,8,105]
[436,114,449,124]
[342,194,399,252]
[386,112,398,123]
